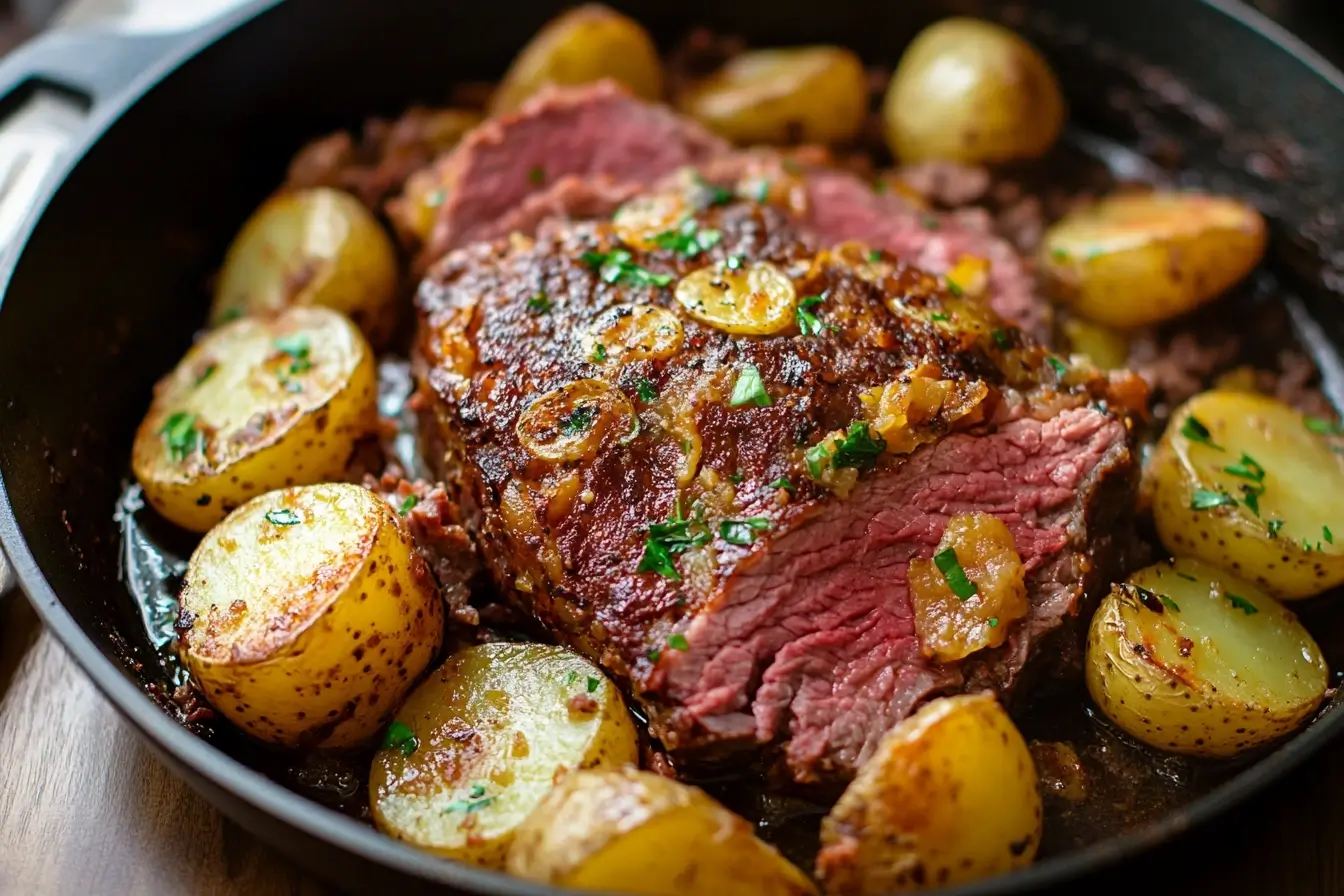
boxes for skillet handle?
[0,27,183,110]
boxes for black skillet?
[3,0,1344,893]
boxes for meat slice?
[417,81,729,265]
[416,182,1139,782]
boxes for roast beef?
[410,82,1047,336]
[415,177,1140,782]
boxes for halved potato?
[676,46,868,146]
[490,4,663,116]
[370,643,639,868]
[675,259,798,334]
[1040,192,1267,328]
[816,693,1041,894]
[132,306,377,531]
[1148,390,1344,598]
[1062,316,1129,370]
[211,186,400,346]
[506,767,817,894]
[883,17,1064,164]
[1086,558,1328,757]
[178,482,443,749]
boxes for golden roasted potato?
[1062,317,1129,370]
[490,4,663,116]
[212,186,399,345]
[883,18,1064,164]
[178,482,443,749]
[1040,191,1267,328]
[675,259,798,334]
[676,46,868,146]
[131,306,377,531]
[816,693,1041,894]
[370,643,639,867]
[1148,390,1344,598]
[1086,558,1328,757]
[507,767,817,894]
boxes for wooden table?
[2,589,1343,896]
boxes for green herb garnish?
[727,470,745,484]
[720,517,770,546]
[768,476,795,493]
[668,633,690,652]
[651,218,722,258]
[729,364,771,407]
[1267,519,1286,538]
[635,377,659,402]
[867,249,882,262]
[988,617,999,628]
[637,509,711,581]
[273,334,312,375]
[527,165,546,186]
[648,648,662,664]
[586,676,600,693]
[381,721,418,757]
[1182,416,1224,451]
[526,292,551,314]
[1305,415,1343,435]
[1223,453,1264,480]
[194,364,217,387]
[1191,489,1236,510]
[991,329,1012,350]
[591,343,608,363]
[929,312,950,322]
[1326,526,1335,544]
[565,670,578,686]
[726,254,744,271]
[933,548,978,600]
[832,422,885,471]
[691,174,733,209]
[560,403,596,436]
[580,249,674,288]
[1227,593,1258,615]
[946,279,965,298]
[1160,594,1181,613]
[1046,356,1068,377]
[398,495,418,516]
[159,411,202,463]
[443,794,495,814]
[796,294,837,336]
[750,180,770,202]
[265,508,301,526]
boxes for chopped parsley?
[527,164,546,186]
[635,377,659,402]
[749,179,770,202]
[1191,488,1236,510]
[565,670,578,686]
[526,292,551,314]
[668,633,690,652]
[1227,593,1259,615]
[796,294,837,336]
[591,343,608,363]
[1051,247,1069,262]
[727,470,745,484]
[988,617,999,628]
[580,249,674,288]
[1182,416,1224,451]
[559,402,596,436]
[216,307,243,324]
[648,647,662,664]
[398,495,418,516]
[159,411,202,463]
[1240,483,1264,517]
[991,329,1012,350]
[946,279,965,298]
[1223,453,1264,481]
[264,508,302,526]
[832,422,885,471]
[768,476,795,493]
[720,517,770,546]
[586,676,600,693]
[1326,526,1335,544]
[637,508,711,581]
[1160,594,1181,613]
[273,334,312,375]
[1046,356,1068,377]
[726,254,744,271]
[867,249,882,262]
[1305,415,1343,435]
[729,364,771,407]
[651,218,722,258]
[933,548,978,600]
[194,364,217,387]
[443,793,495,814]
[381,721,418,756]
[1267,519,1286,538]
[929,312,950,322]
[691,174,733,209]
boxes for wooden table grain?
[2,590,1343,896]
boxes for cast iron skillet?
[3,0,1344,893]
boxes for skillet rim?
[3,0,1344,892]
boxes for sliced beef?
[416,81,729,266]
[416,178,1140,782]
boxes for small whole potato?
[816,692,1041,894]
[507,767,817,894]
[677,46,869,146]
[1148,389,1344,598]
[370,643,639,867]
[1086,558,1327,757]
[212,186,400,346]
[490,4,663,116]
[131,306,377,531]
[1040,191,1267,328]
[178,482,444,749]
[883,17,1064,164]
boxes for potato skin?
[1086,558,1327,757]
[816,693,1041,894]
[883,17,1064,164]
[1148,390,1344,598]
[507,767,817,894]
[131,306,377,532]
[211,187,399,346]
[370,643,639,868]
[490,4,663,116]
[676,46,868,146]
[179,483,443,749]
[1040,192,1267,328]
